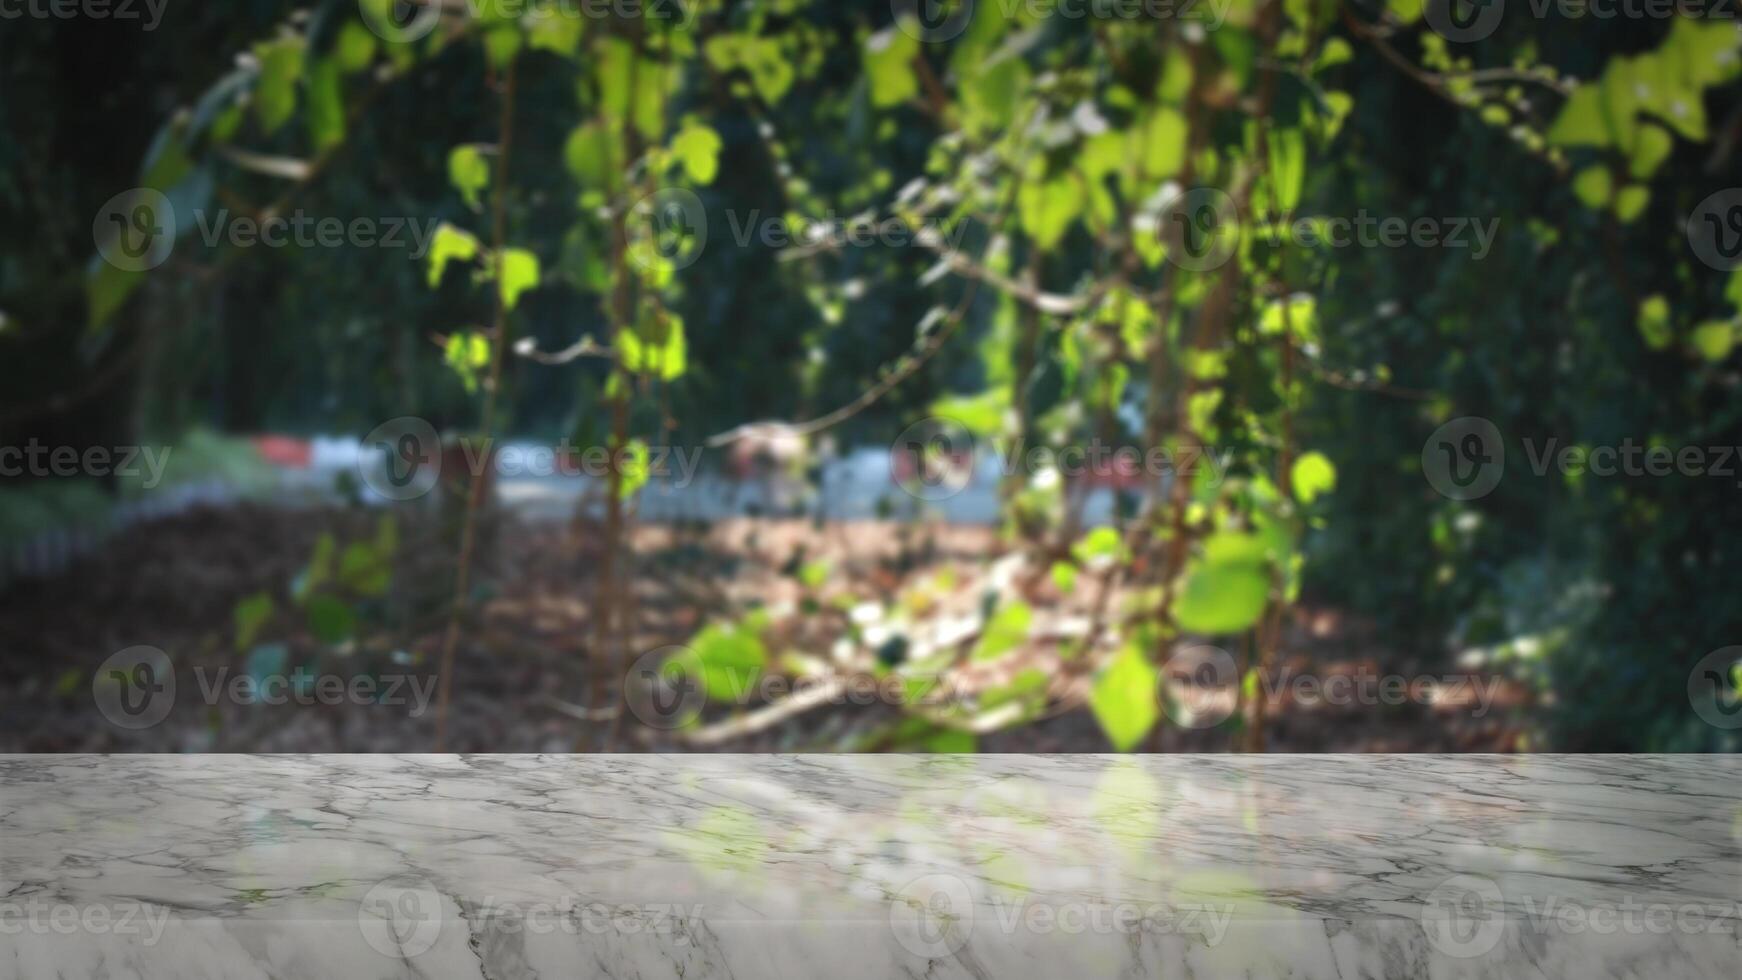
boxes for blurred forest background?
[2,0,1741,753]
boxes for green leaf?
[1692,321,1736,362]
[448,145,490,210]
[1637,295,1672,351]
[741,37,795,104]
[670,121,723,185]
[1663,17,1742,89]
[972,600,1031,662]
[86,263,144,330]
[681,622,767,701]
[292,533,336,605]
[304,58,345,153]
[1090,644,1159,751]
[498,248,540,311]
[484,23,522,70]
[1073,527,1125,564]
[1547,86,1608,148]
[797,560,831,590]
[981,667,1049,714]
[927,390,1007,436]
[1051,561,1079,594]
[1019,177,1082,251]
[527,7,584,56]
[339,545,391,597]
[925,729,977,753]
[1291,451,1337,505]
[1175,563,1269,634]
[1265,126,1306,213]
[307,595,358,645]
[1259,295,1317,341]
[618,439,651,499]
[444,331,490,392]
[1174,532,1273,635]
[865,26,919,109]
[1613,185,1649,224]
[619,313,687,380]
[234,592,275,652]
[426,223,480,287]
[1572,166,1612,209]
[1598,57,1642,153]
[1135,107,1187,181]
[1628,123,1673,179]
[1385,0,1422,24]
[334,20,378,73]
[563,122,621,193]
[253,36,307,135]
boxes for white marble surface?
[1,755,1739,978]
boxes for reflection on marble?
[1,755,1739,978]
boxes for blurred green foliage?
[3,2,1740,749]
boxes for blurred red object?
[251,435,312,468]
[1078,454,1146,491]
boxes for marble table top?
[1,754,1738,979]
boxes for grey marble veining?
[1,754,1739,978]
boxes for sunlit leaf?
[865,27,919,109]
[448,145,490,210]
[670,120,723,185]
[1291,452,1336,505]
[1090,644,1159,751]
[498,248,540,311]
[426,223,480,287]
[253,36,307,135]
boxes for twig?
[433,58,519,752]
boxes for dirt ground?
[0,504,1537,752]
